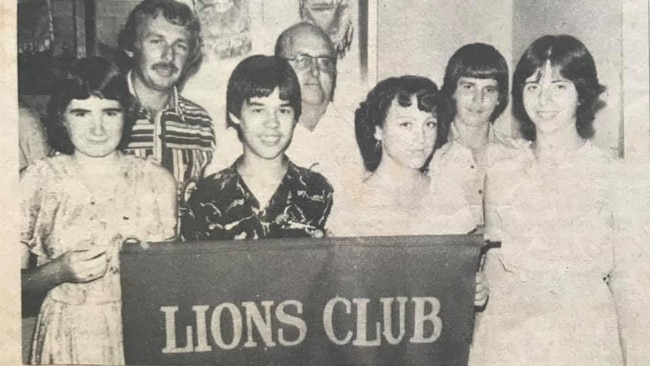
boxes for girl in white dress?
[21,57,177,365]
[327,75,488,306]
[471,35,647,365]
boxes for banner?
[121,235,483,365]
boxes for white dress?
[470,142,625,365]
[327,174,476,237]
[21,154,177,365]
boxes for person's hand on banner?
[310,229,325,238]
[474,271,489,307]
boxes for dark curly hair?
[118,0,203,89]
[512,34,606,141]
[355,75,444,172]
[226,55,302,140]
[44,57,134,155]
[441,43,509,125]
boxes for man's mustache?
[152,63,179,73]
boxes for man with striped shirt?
[118,0,215,203]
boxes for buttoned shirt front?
[123,71,215,187]
[429,123,528,225]
[181,158,334,240]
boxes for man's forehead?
[138,12,190,38]
[284,31,334,57]
[458,76,498,85]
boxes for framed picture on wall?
[193,0,253,61]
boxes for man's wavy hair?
[44,57,134,155]
[512,34,606,141]
[355,75,445,173]
[118,0,203,89]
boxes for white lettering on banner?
[323,297,354,345]
[159,296,443,354]
[411,297,443,343]
[322,296,443,346]
[352,299,382,346]
[161,306,195,353]
[211,303,243,350]
[160,299,309,353]
[193,305,213,352]
[243,301,276,348]
[381,297,407,345]
[276,300,308,346]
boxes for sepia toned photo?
[9,0,650,365]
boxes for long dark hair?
[512,35,605,141]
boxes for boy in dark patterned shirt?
[181,55,333,240]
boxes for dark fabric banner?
[121,235,483,365]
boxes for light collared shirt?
[285,103,365,194]
[124,71,215,186]
[429,123,528,225]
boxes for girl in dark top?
[181,55,333,240]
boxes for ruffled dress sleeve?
[20,160,52,259]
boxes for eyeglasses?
[285,54,336,72]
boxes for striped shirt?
[123,72,215,191]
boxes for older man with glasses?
[274,22,364,193]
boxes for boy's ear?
[228,112,242,125]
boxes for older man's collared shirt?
[285,103,365,194]
[429,124,528,225]
[123,72,215,187]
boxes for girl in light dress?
[470,35,649,365]
[327,75,488,307]
[21,57,177,365]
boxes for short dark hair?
[441,43,509,125]
[512,34,605,141]
[118,0,203,88]
[274,22,337,101]
[226,55,302,139]
[355,76,444,172]
[44,57,134,155]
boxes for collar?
[230,155,301,186]
[127,70,181,118]
[449,121,496,147]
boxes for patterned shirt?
[123,72,215,188]
[181,158,334,240]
